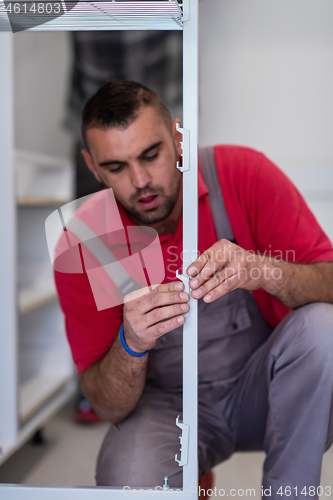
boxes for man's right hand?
[123,281,190,354]
[80,281,189,424]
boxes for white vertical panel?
[0,32,18,447]
[182,0,199,494]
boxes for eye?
[144,152,158,162]
[108,164,124,173]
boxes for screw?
[163,476,170,491]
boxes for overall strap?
[199,146,236,243]
[66,217,140,296]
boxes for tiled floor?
[0,401,332,497]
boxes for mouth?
[137,194,159,210]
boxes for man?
[55,80,333,497]
[64,30,183,425]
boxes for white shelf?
[17,207,62,314]
[16,150,73,206]
[20,370,73,421]
[19,301,76,422]
[0,1,183,31]
[0,379,76,466]
[19,279,57,314]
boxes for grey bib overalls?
[145,146,272,395]
[96,148,333,499]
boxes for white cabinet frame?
[0,35,77,469]
[0,1,199,497]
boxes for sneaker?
[199,470,214,500]
[75,395,101,424]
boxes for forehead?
[86,106,171,162]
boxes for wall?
[199,0,333,187]
[12,3,333,239]
[14,32,72,160]
[199,0,333,241]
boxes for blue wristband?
[119,324,150,357]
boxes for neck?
[152,208,182,235]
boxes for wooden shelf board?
[19,371,73,422]
[19,293,57,315]
[19,279,57,314]
[15,149,73,206]
[18,197,70,207]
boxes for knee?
[95,404,182,488]
[95,425,123,486]
[96,423,160,488]
[291,302,333,365]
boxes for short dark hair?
[81,80,172,149]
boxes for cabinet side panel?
[0,33,18,446]
[182,0,199,494]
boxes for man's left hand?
[186,239,268,303]
[186,239,333,309]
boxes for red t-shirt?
[54,145,333,373]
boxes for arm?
[188,150,333,310]
[79,281,189,424]
[186,239,333,310]
[259,257,333,309]
[79,329,148,425]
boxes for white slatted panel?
[0,0,183,31]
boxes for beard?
[122,143,181,225]
[124,176,181,225]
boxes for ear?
[172,118,183,158]
[81,149,103,183]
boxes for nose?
[130,162,152,189]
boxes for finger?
[145,302,190,328]
[202,273,239,303]
[187,247,228,286]
[139,288,190,314]
[188,258,227,291]
[124,281,184,305]
[191,265,237,300]
[124,285,157,304]
[186,249,214,277]
[155,281,184,293]
[147,314,186,340]
[188,249,229,291]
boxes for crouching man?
[54,80,333,498]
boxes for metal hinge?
[176,123,190,172]
[176,269,190,318]
[175,416,190,466]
